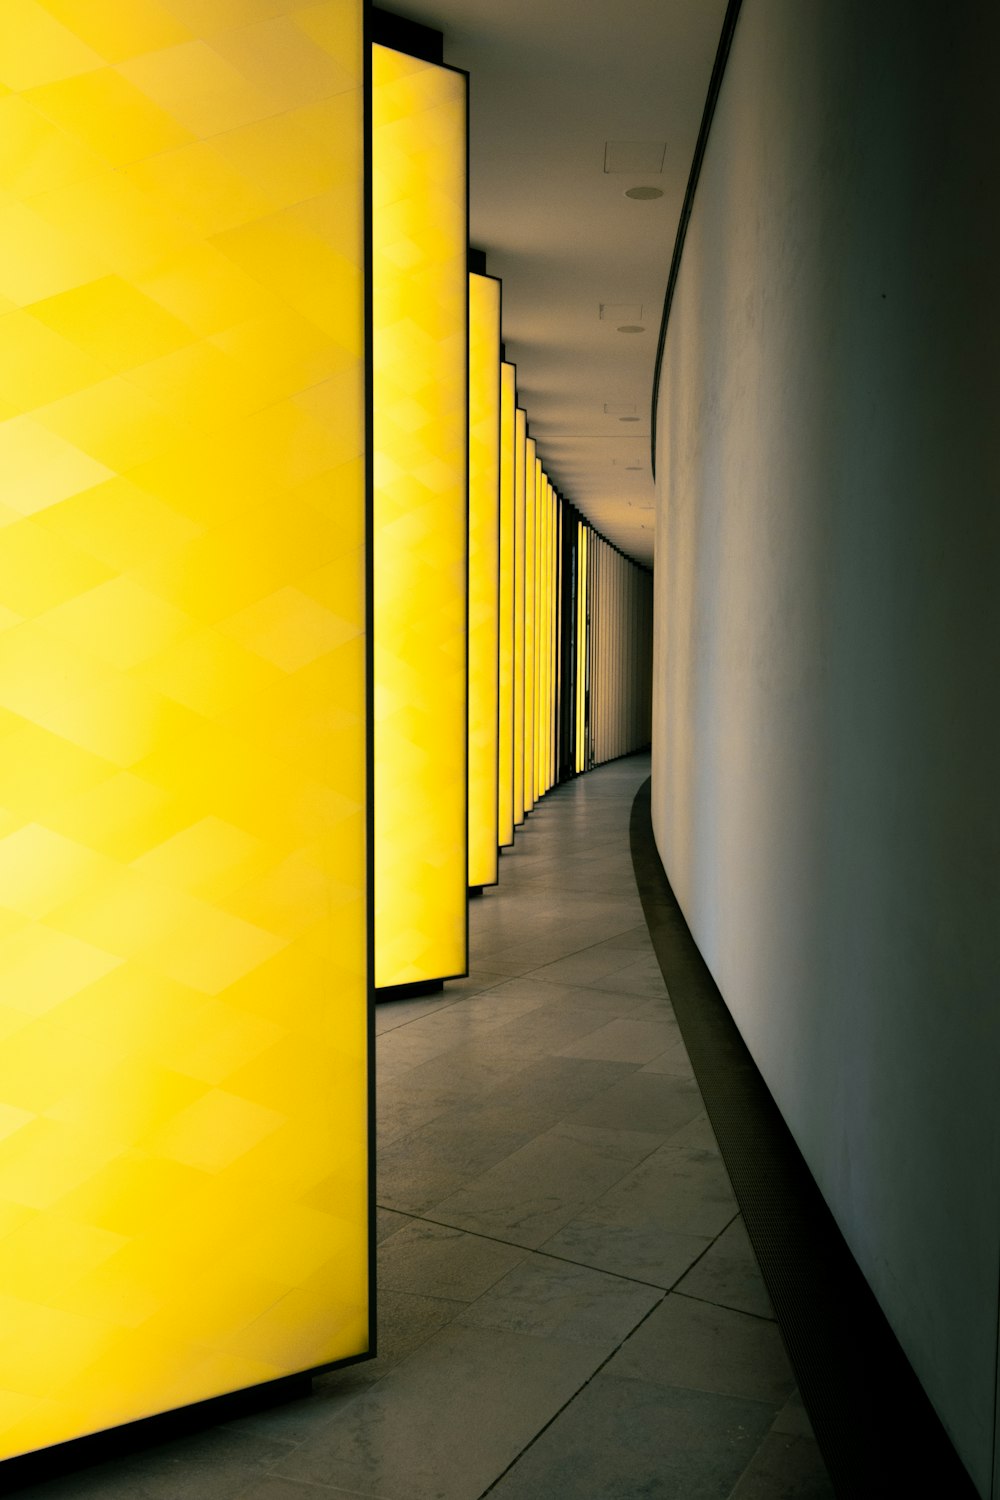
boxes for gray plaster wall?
[650,1,1000,1491]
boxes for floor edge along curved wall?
[0,0,371,1468]
[650,1,1000,1493]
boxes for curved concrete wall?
[650,2,1000,1491]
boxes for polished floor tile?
[486,1373,777,1500]
[272,1324,609,1499]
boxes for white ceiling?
[382,0,728,563]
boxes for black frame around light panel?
[372,8,472,993]
[523,433,537,816]
[498,359,517,849]
[558,501,581,782]
[513,405,527,829]
[467,259,502,893]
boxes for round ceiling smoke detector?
[617,325,644,334]
[625,185,664,200]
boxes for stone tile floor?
[14,754,835,1499]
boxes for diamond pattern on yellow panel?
[0,94,104,199]
[0,310,111,411]
[0,0,367,1464]
[32,477,203,573]
[0,195,109,307]
[0,417,114,514]
[373,44,467,987]
[0,925,121,1016]
[25,69,195,166]
[38,0,194,63]
[0,3,103,91]
[31,275,198,369]
[115,42,278,139]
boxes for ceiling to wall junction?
[381,0,728,564]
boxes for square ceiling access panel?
[603,140,667,173]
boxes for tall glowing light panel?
[513,409,527,826]
[468,273,500,888]
[576,523,589,772]
[498,365,516,848]
[532,456,544,802]
[555,499,563,782]
[536,475,548,797]
[523,437,537,814]
[0,0,370,1465]
[373,43,468,986]
[548,486,554,792]
[547,485,555,790]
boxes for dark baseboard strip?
[630,777,976,1499]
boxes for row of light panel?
[466,322,655,884]
[0,5,654,1471]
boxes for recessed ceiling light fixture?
[617,325,644,334]
[625,185,663,200]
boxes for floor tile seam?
[552,1106,702,1161]
[471,1281,676,1500]
[656,1208,742,1286]
[376,1204,678,1295]
[262,1468,378,1499]
[377,1038,541,1086]
[381,1102,727,1244]
[374,990,497,1037]
[522,973,662,1006]
[718,1423,802,1500]
[670,1286,779,1325]
[495,924,655,968]
[375,1008,466,1040]
[376,1005,542,1053]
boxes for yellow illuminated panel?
[536,468,542,804]
[373,44,467,986]
[0,0,369,1464]
[539,477,550,795]
[468,273,500,888]
[542,471,548,794]
[576,524,588,772]
[533,458,544,801]
[513,408,527,826]
[498,365,516,847]
[523,438,537,814]
[551,486,560,792]
[555,499,563,783]
[544,480,552,790]
[593,538,603,763]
